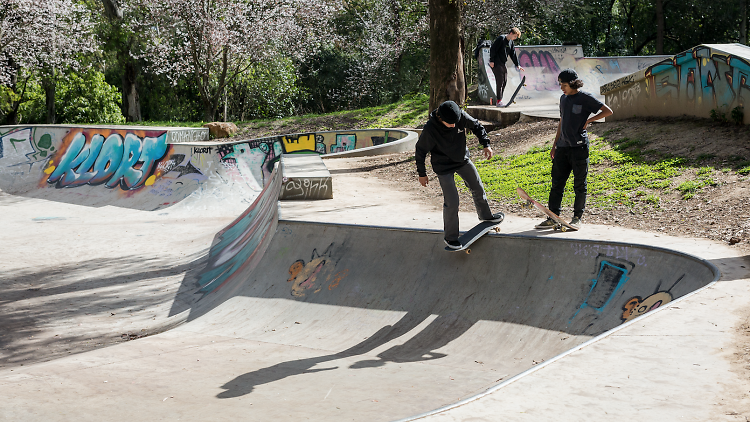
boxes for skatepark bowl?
[0,125,719,421]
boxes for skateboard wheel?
[493,227,500,232]
[561,227,567,232]
[466,249,471,254]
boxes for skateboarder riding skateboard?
[536,69,613,230]
[416,100,504,250]
[489,27,525,107]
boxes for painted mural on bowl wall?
[603,44,750,124]
[0,127,405,210]
[476,44,667,106]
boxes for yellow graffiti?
[145,175,156,186]
[621,292,673,322]
[44,165,56,174]
[282,134,316,153]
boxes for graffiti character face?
[621,292,673,322]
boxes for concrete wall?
[477,44,667,106]
[0,126,413,212]
[602,44,750,124]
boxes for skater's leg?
[548,147,573,216]
[437,172,460,242]
[571,146,590,218]
[455,161,494,220]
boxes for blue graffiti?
[571,260,630,320]
[48,132,168,190]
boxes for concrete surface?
[279,154,333,200]
[2,149,750,421]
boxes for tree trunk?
[43,75,56,124]
[103,0,141,122]
[655,0,665,54]
[121,58,142,122]
[742,0,748,45]
[5,62,20,125]
[428,0,465,112]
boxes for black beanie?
[558,68,578,83]
[437,101,461,124]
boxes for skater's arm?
[583,104,613,130]
[509,43,524,72]
[415,134,431,185]
[551,120,561,160]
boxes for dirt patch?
[339,117,750,254]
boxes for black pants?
[436,161,494,242]
[491,64,507,102]
[548,145,589,218]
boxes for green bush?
[55,70,125,124]
[17,70,125,124]
[228,58,304,121]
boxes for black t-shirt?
[557,91,604,147]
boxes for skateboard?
[516,187,578,232]
[445,219,502,254]
[503,76,527,107]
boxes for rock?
[729,236,741,245]
[202,122,238,138]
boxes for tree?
[0,0,96,124]
[132,0,338,122]
[100,0,142,122]
[428,0,464,111]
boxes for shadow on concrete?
[216,310,471,398]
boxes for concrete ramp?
[0,124,721,421]
[475,44,668,111]
[0,218,717,421]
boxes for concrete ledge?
[279,154,333,200]
[323,129,419,159]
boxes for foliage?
[227,57,304,121]
[0,0,97,84]
[18,70,125,124]
[131,0,338,121]
[518,0,746,56]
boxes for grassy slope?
[133,95,749,212]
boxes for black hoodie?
[415,109,490,177]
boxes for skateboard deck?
[503,76,527,107]
[445,219,502,253]
[516,187,578,232]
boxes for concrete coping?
[322,129,419,159]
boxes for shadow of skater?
[348,311,472,369]
[216,309,476,398]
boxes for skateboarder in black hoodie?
[416,101,504,250]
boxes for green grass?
[130,121,207,128]
[471,131,729,208]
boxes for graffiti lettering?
[193,147,212,154]
[282,178,331,200]
[46,131,168,190]
[167,129,209,143]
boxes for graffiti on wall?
[195,165,281,297]
[476,45,666,104]
[606,45,750,118]
[287,243,349,298]
[44,130,169,190]
[620,274,685,322]
[218,138,283,188]
[571,256,635,321]
[518,50,562,92]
